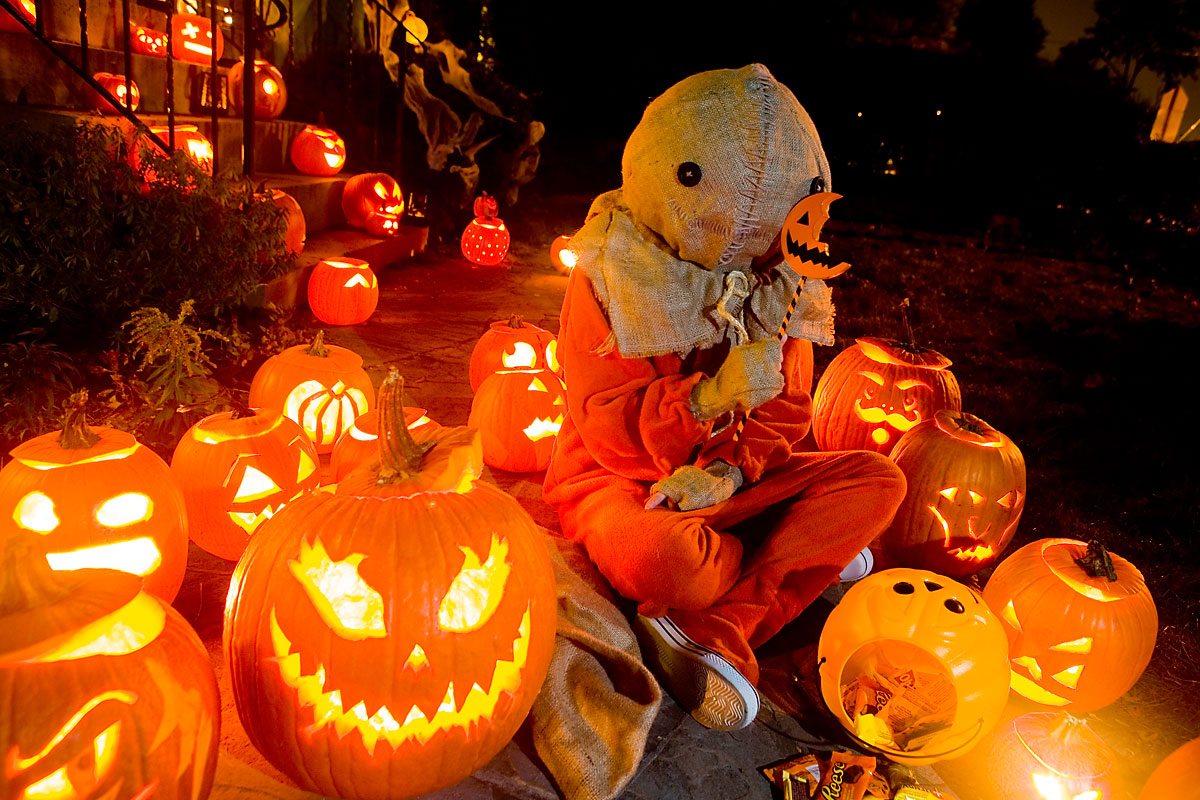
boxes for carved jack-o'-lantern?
[170,13,223,64]
[146,124,214,176]
[249,331,375,455]
[990,712,1115,800]
[813,336,961,455]
[781,191,851,279]
[0,537,220,800]
[468,315,561,391]
[342,173,404,230]
[129,24,167,57]
[329,406,440,484]
[881,410,1026,576]
[365,208,401,238]
[228,58,287,120]
[86,73,140,113]
[817,567,1011,765]
[290,125,347,176]
[983,538,1158,713]
[461,196,510,267]
[271,190,306,255]
[0,0,36,33]
[307,257,379,326]
[0,395,189,602]
[225,371,557,799]
[549,234,576,274]
[170,407,321,561]
[468,369,566,473]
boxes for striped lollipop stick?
[729,278,805,444]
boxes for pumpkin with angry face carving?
[468,369,566,473]
[224,371,556,799]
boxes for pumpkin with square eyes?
[983,538,1157,713]
[225,371,556,799]
[170,407,320,561]
[0,535,220,800]
[881,410,1026,576]
[468,369,566,473]
[468,316,561,391]
[813,336,961,455]
[817,567,1010,765]
[0,395,188,602]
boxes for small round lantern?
[990,712,1114,800]
[170,407,321,561]
[86,72,140,113]
[272,189,306,255]
[225,370,557,800]
[290,125,346,176]
[983,538,1158,713]
[468,369,566,473]
[228,58,288,120]
[248,331,376,455]
[549,234,576,274]
[342,172,404,230]
[812,336,961,455]
[469,315,561,391]
[329,406,440,484]
[881,410,1026,576]
[817,567,1011,765]
[307,257,379,326]
[461,192,510,267]
[0,395,189,603]
[0,536,221,800]
[1138,736,1200,800]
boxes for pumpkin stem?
[899,297,918,348]
[229,401,255,420]
[305,330,329,358]
[375,368,434,484]
[508,314,525,328]
[56,391,101,450]
[1076,540,1118,581]
[953,412,987,437]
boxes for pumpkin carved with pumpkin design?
[225,371,556,799]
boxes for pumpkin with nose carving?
[224,371,556,799]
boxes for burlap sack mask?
[571,63,836,359]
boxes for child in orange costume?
[543,64,906,730]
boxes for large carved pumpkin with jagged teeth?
[225,371,556,800]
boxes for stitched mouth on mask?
[268,605,533,753]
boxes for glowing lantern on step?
[171,12,223,64]
[817,567,1010,765]
[469,315,560,391]
[468,369,566,472]
[224,370,557,800]
[461,193,510,267]
[249,331,375,455]
[228,58,288,120]
[813,337,961,455]
[147,124,214,175]
[329,407,440,484]
[0,0,35,32]
[86,72,140,113]
[549,234,576,274]
[990,712,1114,800]
[290,125,347,176]
[366,208,402,237]
[0,536,220,800]
[1138,736,1200,800]
[0,394,189,602]
[130,24,167,56]
[881,410,1025,576]
[271,189,306,255]
[170,407,321,561]
[307,257,379,326]
[342,173,404,230]
[983,538,1157,713]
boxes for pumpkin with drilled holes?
[990,712,1114,800]
[469,316,561,391]
[342,173,404,230]
[468,369,566,473]
[0,534,220,800]
[329,407,440,484]
[0,394,188,602]
[817,567,1010,765]
[461,192,510,267]
[983,538,1157,713]
[290,125,346,176]
[881,410,1026,576]
[248,332,375,454]
[306,257,379,326]
[170,407,320,561]
[225,370,556,800]
[813,336,961,456]
[1138,736,1200,800]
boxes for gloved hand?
[690,339,784,421]
[645,460,744,511]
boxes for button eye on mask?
[677,162,702,187]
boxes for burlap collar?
[572,192,835,359]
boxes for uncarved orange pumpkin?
[1138,736,1200,800]
[468,315,561,391]
[468,369,566,472]
[271,190,306,255]
[224,370,557,800]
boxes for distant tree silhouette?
[954,0,1046,65]
[1074,0,1200,95]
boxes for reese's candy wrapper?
[815,750,876,800]
[762,753,820,799]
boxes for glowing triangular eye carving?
[528,377,548,392]
[1051,665,1084,689]
[997,490,1020,509]
[439,535,510,632]
[939,487,958,501]
[289,538,386,640]
[1050,637,1093,654]
[234,466,281,503]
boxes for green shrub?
[0,118,294,348]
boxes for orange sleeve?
[696,336,813,483]
[559,270,715,482]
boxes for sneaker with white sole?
[631,614,759,731]
[838,546,875,583]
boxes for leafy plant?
[0,333,83,448]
